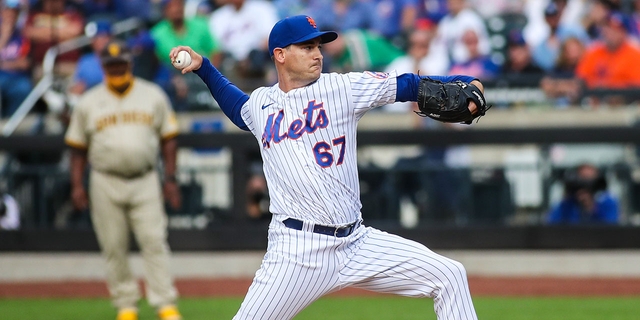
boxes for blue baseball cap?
[544,2,559,16]
[85,20,112,38]
[95,20,112,36]
[507,29,526,46]
[268,15,338,56]
[606,11,631,33]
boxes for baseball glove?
[415,78,490,124]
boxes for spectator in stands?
[384,19,448,113]
[370,0,419,49]
[448,28,500,80]
[558,0,589,30]
[431,0,490,64]
[546,163,619,225]
[67,20,112,100]
[152,0,220,110]
[0,0,20,49]
[540,36,586,107]
[418,0,447,23]
[128,30,169,87]
[322,29,404,73]
[208,0,278,90]
[532,1,589,72]
[0,0,32,118]
[82,0,157,23]
[22,0,85,78]
[575,12,640,105]
[67,21,173,113]
[524,0,586,48]
[152,0,220,68]
[501,30,545,87]
[309,0,376,33]
[583,0,619,41]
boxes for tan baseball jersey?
[65,78,179,177]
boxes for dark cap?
[544,2,559,16]
[100,40,133,64]
[268,15,338,56]
[507,30,526,46]
[605,11,629,32]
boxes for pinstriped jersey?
[241,71,398,225]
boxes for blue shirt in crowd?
[73,53,104,90]
[546,192,619,225]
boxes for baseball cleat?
[116,308,138,320]
[158,305,182,320]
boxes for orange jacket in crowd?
[575,40,640,89]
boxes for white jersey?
[240,71,397,226]
[209,0,278,61]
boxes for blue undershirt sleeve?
[395,73,478,102]
[193,57,250,131]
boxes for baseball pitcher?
[171,15,489,320]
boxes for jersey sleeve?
[347,71,398,117]
[64,98,89,149]
[395,73,478,102]
[156,87,180,140]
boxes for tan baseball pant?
[89,169,178,309]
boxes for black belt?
[283,218,358,237]
[98,167,153,179]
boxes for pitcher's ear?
[273,48,286,63]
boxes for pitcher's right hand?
[169,46,204,74]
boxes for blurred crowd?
[1,0,634,230]
[2,0,640,119]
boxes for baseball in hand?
[172,51,192,69]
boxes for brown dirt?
[1,277,640,298]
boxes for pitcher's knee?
[438,259,469,292]
[448,259,468,278]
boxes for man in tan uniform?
[65,40,182,320]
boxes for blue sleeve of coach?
[194,57,250,131]
[395,73,477,102]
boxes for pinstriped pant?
[233,218,478,320]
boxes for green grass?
[1,296,639,320]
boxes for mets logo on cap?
[306,16,316,28]
[268,15,338,56]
